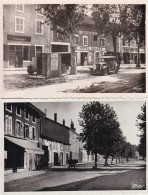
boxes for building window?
[16,120,21,136]
[97,38,105,47]
[36,4,43,15]
[24,124,29,138]
[32,115,36,123]
[60,143,63,151]
[25,110,29,120]
[83,36,88,46]
[5,116,12,135]
[15,4,24,12]
[5,104,12,112]
[122,38,125,46]
[130,40,136,47]
[16,106,21,116]
[74,35,79,45]
[35,20,44,35]
[32,127,36,139]
[15,16,24,33]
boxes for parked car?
[90,56,120,76]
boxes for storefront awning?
[5,136,44,155]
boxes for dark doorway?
[41,145,49,168]
[61,54,71,67]
[140,53,145,64]
[60,152,63,165]
[123,53,130,64]
[66,153,68,164]
[70,151,72,160]
[81,52,88,65]
[54,152,58,166]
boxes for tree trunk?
[104,155,108,166]
[119,157,120,163]
[136,42,140,68]
[94,152,97,169]
[112,36,117,57]
[116,157,118,163]
[70,34,76,74]
[111,156,114,165]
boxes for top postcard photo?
[2,3,146,98]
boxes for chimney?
[63,119,65,126]
[70,119,74,130]
[54,113,57,122]
[44,109,47,116]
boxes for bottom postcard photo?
[3,100,146,192]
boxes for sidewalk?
[5,170,45,183]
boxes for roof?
[28,103,46,117]
[5,135,44,154]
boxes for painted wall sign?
[7,35,31,42]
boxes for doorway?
[81,52,88,65]
[123,53,130,64]
[54,152,59,166]
[60,152,63,165]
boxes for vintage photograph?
[4,100,146,191]
[3,4,146,98]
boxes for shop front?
[4,135,44,174]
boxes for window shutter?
[4,45,10,61]
[15,120,18,136]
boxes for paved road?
[5,160,146,192]
[3,65,145,98]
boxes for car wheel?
[103,68,108,76]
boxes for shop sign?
[77,46,88,50]
[7,35,31,42]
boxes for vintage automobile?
[90,56,120,76]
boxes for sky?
[33,100,145,145]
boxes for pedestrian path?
[5,170,45,182]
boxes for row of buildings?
[4,103,94,174]
[3,4,145,69]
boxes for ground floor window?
[9,45,30,67]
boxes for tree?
[79,101,121,168]
[137,103,146,159]
[92,4,125,58]
[110,134,125,164]
[121,5,145,67]
[39,4,86,74]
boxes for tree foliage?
[92,4,145,66]
[137,103,146,158]
[121,4,145,67]
[92,4,125,57]
[38,4,87,74]
[79,101,122,167]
